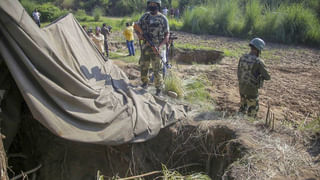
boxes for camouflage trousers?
[140,47,163,89]
[239,94,259,117]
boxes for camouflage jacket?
[237,54,270,97]
[138,12,169,47]
[101,26,109,40]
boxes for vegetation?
[164,72,184,98]
[21,0,320,46]
[181,0,320,46]
[184,75,213,110]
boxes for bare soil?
[174,31,320,125]
[111,31,320,125]
[3,31,320,180]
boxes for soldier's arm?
[259,60,271,80]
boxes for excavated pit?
[174,48,224,64]
[6,109,246,180]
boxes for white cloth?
[162,8,168,16]
[32,11,40,21]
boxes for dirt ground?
[111,31,320,126]
[175,31,320,125]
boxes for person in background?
[162,7,168,16]
[82,25,88,34]
[88,27,94,39]
[101,23,110,57]
[174,8,180,19]
[170,8,174,18]
[237,38,271,117]
[32,8,41,27]
[91,27,105,56]
[123,22,135,56]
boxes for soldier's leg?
[104,40,109,57]
[151,57,163,90]
[140,52,151,85]
[247,96,259,118]
[239,94,247,114]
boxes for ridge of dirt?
[173,31,320,125]
[109,30,320,179]
[110,30,320,125]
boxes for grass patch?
[109,50,140,63]
[222,49,239,58]
[181,0,320,47]
[299,116,320,134]
[164,72,184,98]
[168,18,183,31]
[184,74,213,109]
[175,43,215,50]
[78,16,128,32]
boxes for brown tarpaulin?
[0,0,185,145]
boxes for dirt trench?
[6,111,246,180]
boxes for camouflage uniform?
[138,12,169,89]
[237,54,270,117]
[101,26,109,57]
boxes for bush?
[243,0,263,36]
[75,9,90,21]
[211,0,242,36]
[280,3,319,44]
[21,0,38,15]
[37,3,68,22]
[93,7,103,21]
[169,18,183,31]
[257,11,286,42]
[181,0,320,47]
[164,72,184,98]
[182,6,214,34]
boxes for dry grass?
[222,116,320,180]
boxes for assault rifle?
[133,23,178,78]
[133,23,164,58]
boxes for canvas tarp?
[0,0,186,145]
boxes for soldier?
[138,0,169,96]
[101,23,110,57]
[237,38,271,117]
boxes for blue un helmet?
[249,38,265,51]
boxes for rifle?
[133,23,177,79]
[133,23,162,58]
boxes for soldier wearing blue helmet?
[237,38,271,117]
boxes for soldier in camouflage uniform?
[237,38,270,117]
[138,0,169,96]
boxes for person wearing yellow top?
[123,22,135,56]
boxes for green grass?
[109,50,140,63]
[181,0,320,47]
[164,72,184,98]
[77,16,129,32]
[184,75,213,109]
[168,18,183,31]
[299,116,320,134]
